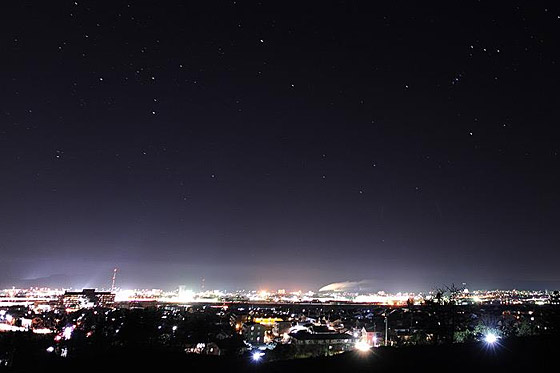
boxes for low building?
[274,321,293,337]
[230,313,249,331]
[242,322,267,347]
[361,326,382,347]
[288,330,357,356]
[61,289,115,311]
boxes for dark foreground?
[1,335,557,372]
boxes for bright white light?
[115,289,135,302]
[178,289,195,303]
[33,328,53,334]
[484,332,498,344]
[252,352,264,361]
[46,346,55,353]
[172,325,178,331]
[63,326,74,340]
[355,341,371,352]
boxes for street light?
[484,332,498,345]
[383,309,398,346]
[355,340,371,352]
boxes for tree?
[427,283,466,344]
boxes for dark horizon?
[2,1,560,292]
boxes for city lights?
[1,286,555,309]
[0,283,558,371]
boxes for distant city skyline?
[2,264,559,293]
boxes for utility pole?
[385,313,388,346]
[384,308,396,346]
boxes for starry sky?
[1,1,560,292]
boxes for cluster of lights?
[1,286,555,308]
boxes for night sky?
[2,1,560,292]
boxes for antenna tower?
[111,268,118,293]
